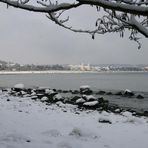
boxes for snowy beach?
[0,87,148,148]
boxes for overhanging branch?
[77,0,148,16]
[0,0,81,13]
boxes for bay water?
[0,72,147,92]
[0,71,148,112]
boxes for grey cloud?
[0,4,147,65]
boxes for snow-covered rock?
[124,89,132,93]
[53,94,64,101]
[98,116,112,124]
[14,84,25,89]
[80,85,90,89]
[123,89,134,97]
[41,96,48,101]
[83,95,97,101]
[45,89,55,94]
[122,111,133,117]
[21,91,27,95]
[31,91,36,96]
[76,98,86,104]
[80,85,92,95]
[56,101,66,107]
[83,101,98,107]
[136,94,144,99]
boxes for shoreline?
[0,70,148,75]
[1,85,148,117]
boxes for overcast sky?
[0,3,148,65]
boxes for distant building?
[144,67,148,71]
[69,63,92,71]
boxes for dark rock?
[109,106,118,112]
[72,90,80,94]
[96,90,106,95]
[136,94,144,99]
[25,88,32,94]
[26,140,31,143]
[143,111,148,116]
[82,89,93,95]
[98,119,112,124]
[9,91,16,96]
[71,96,81,103]
[75,112,80,115]
[64,98,74,104]
[106,92,113,95]
[76,98,86,107]
[80,86,93,95]
[53,89,57,92]
[46,93,58,103]
[83,101,99,110]
[52,94,64,102]
[2,89,8,92]
[62,90,69,93]
[98,97,109,104]
[35,88,46,94]
[100,104,109,111]
[123,92,134,97]
[7,99,10,101]
[98,97,105,103]
[12,87,23,92]
[82,95,97,102]
[69,90,73,93]
[57,89,62,93]
[31,96,38,100]
[36,94,45,99]
[46,103,51,106]
[123,89,134,97]
[114,91,122,96]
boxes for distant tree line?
[0,61,70,71]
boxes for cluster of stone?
[2,84,147,116]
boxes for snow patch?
[98,116,112,124]
[80,85,90,89]
[83,95,97,101]
[45,89,55,94]
[41,96,48,101]
[53,94,63,101]
[83,101,98,106]
[76,98,85,104]
[124,89,132,93]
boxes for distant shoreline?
[0,70,148,75]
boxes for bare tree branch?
[0,0,148,48]
[77,0,148,16]
[0,0,81,13]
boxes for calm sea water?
[0,72,148,92]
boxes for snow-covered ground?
[0,91,148,148]
[0,70,98,75]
